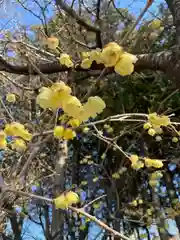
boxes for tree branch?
[0,50,172,76]
[55,0,100,33]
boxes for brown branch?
[0,50,171,76]
[55,0,100,33]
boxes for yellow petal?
[54,126,64,139]
[54,194,68,209]
[65,191,79,205]
[81,58,93,69]
[101,42,123,67]
[63,128,76,140]
[114,52,137,76]
[59,53,74,68]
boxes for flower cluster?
[0,122,32,151]
[144,158,163,168]
[54,191,79,209]
[129,154,164,169]
[144,112,171,136]
[129,154,144,170]
[80,42,138,76]
[37,81,106,140]
[54,126,76,140]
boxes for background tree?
[0,0,179,240]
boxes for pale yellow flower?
[81,58,93,69]
[115,52,138,76]
[6,93,16,103]
[59,53,74,68]
[101,42,123,67]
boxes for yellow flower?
[83,127,89,133]
[132,161,144,170]
[138,199,143,204]
[151,171,163,180]
[4,122,32,141]
[112,172,120,179]
[54,126,64,139]
[65,191,79,205]
[93,177,99,183]
[36,87,54,109]
[131,200,138,207]
[11,138,26,152]
[68,118,80,128]
[144,158,163,168]
[101,42,123,67]
[81,58,93,69]
[148,20,161,29]
[63,96,83,118]
[148,113,170,127]
[148,128,156,136]
[63,128,76,140]
[143,122,152,130]
[59,53,74,68]
[6,93,16,103]
[149,179,158,187]
[54,194,68,209]
[81,52,90,59]
[0,139,7,149]
[172,137,178,143]
[50,82,72,94]
[129,154,139,165]
[54,191,79,210]
[79,96,106,122]
[89,49,102,63]
[46,37,59,50]
[114,52,138,76]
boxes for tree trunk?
[51,141,68,240]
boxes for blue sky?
[0,0,164,31]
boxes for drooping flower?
[101,42,123,67]
[114,52,138,76]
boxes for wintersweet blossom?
[54,191,79,209]
[59,53,74,68]
[144,158,163,168]
[114,52,138,76]
[101,42,123,67]
[4,122,32,141]
[6,93,16,103]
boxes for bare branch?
[55,0,101,33]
